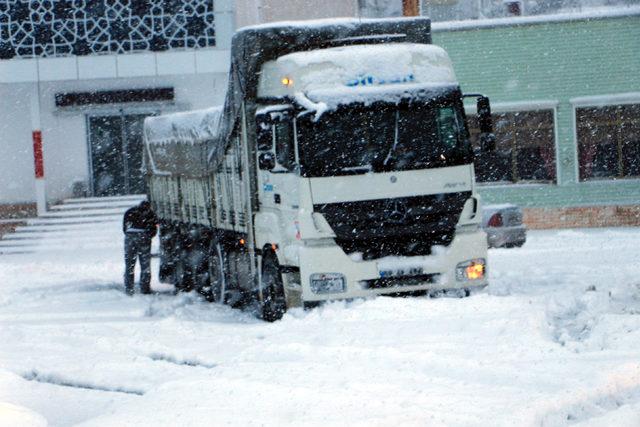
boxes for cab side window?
[274,120,296,170]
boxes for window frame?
[273,119,297,172]
[572,94,640,183]
[465,100,559,186]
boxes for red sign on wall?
[33,130,44,179]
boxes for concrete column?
[29,83,46,215]
[215,0,236,48]
[403,0,420,16]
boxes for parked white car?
[482,204,527,248]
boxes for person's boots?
[140,272,152,294]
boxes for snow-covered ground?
[1,228,640,426]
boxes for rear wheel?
[174,247,195,293]
[206,241,227,303]
[159,226,178,283]
[261,252,287,322]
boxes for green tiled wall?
[433,14,640,207]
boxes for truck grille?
[360,274,440,290]
[314,192,470,260]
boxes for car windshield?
[295,91,472,177]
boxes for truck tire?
[224,248,250,309]
[261,252,287,322]
[159,226,178,283]
[174,248,195,293]
[206,241,227,303]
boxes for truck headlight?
[310,273,346,294]
[455,259,486,281]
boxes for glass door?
[88,113,152,197]
[122,114,148,195]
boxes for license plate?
[379,266,424,278]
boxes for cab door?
[256,108,300,212]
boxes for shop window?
[469,109,556,184]
[358,0,403,18]
[576,103,640,181]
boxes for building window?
[0,0,215,59]
[469,109,556,184]
[420,0,635,22]
[358,0,403,18]
[576,103,640,181]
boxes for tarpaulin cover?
[144,107,222,177]
[210,17,432,165]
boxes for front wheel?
[261,252,287,322]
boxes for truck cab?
[252,42,488,305]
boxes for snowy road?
[1,229,640,426]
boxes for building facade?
[432,10,640,227]
[0,0,235,216]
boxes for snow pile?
[144,107,223,146]
[2,229,640,426]
[240,16,422,32]
[293,92,328,121]
[0,401,47,427]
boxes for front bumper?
[296,229,488,302]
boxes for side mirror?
[256,113,273,151]
[258,152,276,171]
[479,132,496,153]
[256,109,293,152]
[463,93,496,153]
[477,96,495,153]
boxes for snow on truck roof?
[144,107,223,145]
[238,16,427,32]
[258,43,456,98]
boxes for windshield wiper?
[383,110,400,166]
[339,165,372,174]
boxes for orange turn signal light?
[466,262,484,280]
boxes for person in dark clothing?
[123,200,158,295]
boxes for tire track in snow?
[147,352,217,369]
[21,370,145,395]
[546,283,640,348]
[539,383,640,426]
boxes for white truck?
[144,18,496,321]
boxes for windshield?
[296,91,472,177]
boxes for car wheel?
[261,252,287,322]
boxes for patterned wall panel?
[0,0,215,59]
